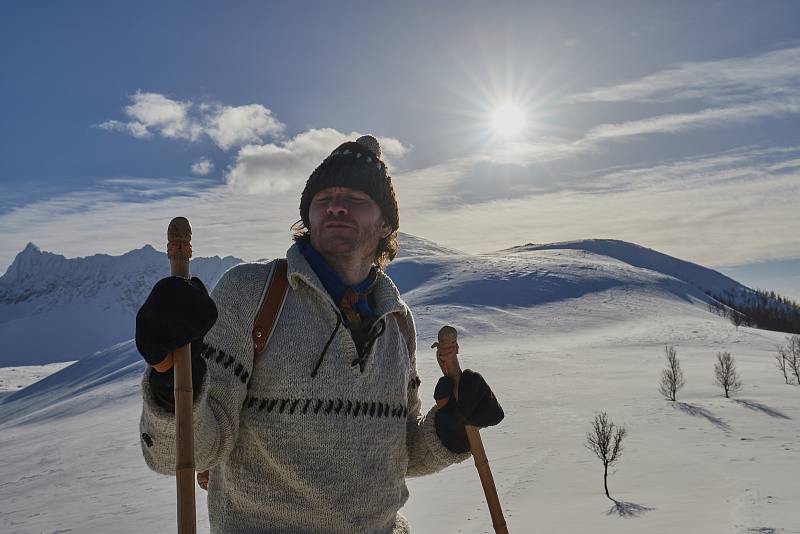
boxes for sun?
[490,103,526,137]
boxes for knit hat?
[299,135,399,232]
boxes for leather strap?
[252,259,289,355]
[200,259,289,490]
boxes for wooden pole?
[167,217,196,534]
[432,326,509,534]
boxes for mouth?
[323,222,355,229]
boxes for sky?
[1,1,799,299]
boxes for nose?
[325,195,348,216]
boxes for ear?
[380,218,392,239]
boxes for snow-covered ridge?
[500,239,743,296]
[393,232,465,257]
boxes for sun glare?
[491,103,526,137]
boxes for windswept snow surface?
[0,361,75,401]
[1,240,799,533]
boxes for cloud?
[97,91,285,150]
[399,147,800,267]
[570,46,800,104]
[224,128,409,194]
[124,91,200,140]
[461,98,800,174]
[4,144,799,278]
[97,120,152,139]
[207,104,285,150]
[584,98,800,142]
[97,91,205,141]
[191,158,214,176]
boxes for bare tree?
[729,310,745,331]
[658,344,686,401]
[776,345,792,385]
[714,351,742,398]
[585,412,627,500]
[785,335,800,385]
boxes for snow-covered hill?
[502,239,743,296]
[1,235,798,533]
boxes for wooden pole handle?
[433,325,509,534]
[168,217,196,534]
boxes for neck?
[318,249,375,285]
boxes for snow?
[1,236,799,533]
[0,361,75,401]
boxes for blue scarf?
[298,240,377,330]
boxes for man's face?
[308,186,391,261]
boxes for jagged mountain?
[0,243,241,366]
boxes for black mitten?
[454,369,505,428]
[434,399,470,453]
[135,276,218,367]
[147,341,209,411]
[434,370,504,453]
[434,375,454,402]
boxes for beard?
[310,218,383,261]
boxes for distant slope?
[0,340,144,426]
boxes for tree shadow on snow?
[733,399,791,420]
[675,402,732,431]
[606,498,655,518]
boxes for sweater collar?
[286,241,406,319]
[297,239,376,305]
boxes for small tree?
[776,345,792,385]
[714,351,742,398]
[658,344,686,401]
[585,411,627,500]
[730,310,745,331]
[785,335,800,385]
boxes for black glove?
[136,276,217,412]
[147,344,208,411]
[135,276,217,367]
[434,369,504,453]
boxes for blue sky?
[1,1,799,299]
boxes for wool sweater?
[139,243,470,533]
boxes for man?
[135,135,504,533]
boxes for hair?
[290,220,399,271]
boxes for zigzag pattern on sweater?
[197,341,251,385]
[242,394,409,419]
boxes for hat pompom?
[355,135,381,159]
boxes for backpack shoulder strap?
[252,259,289,355]
[395,306,415,363]
[201,260,288,490]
